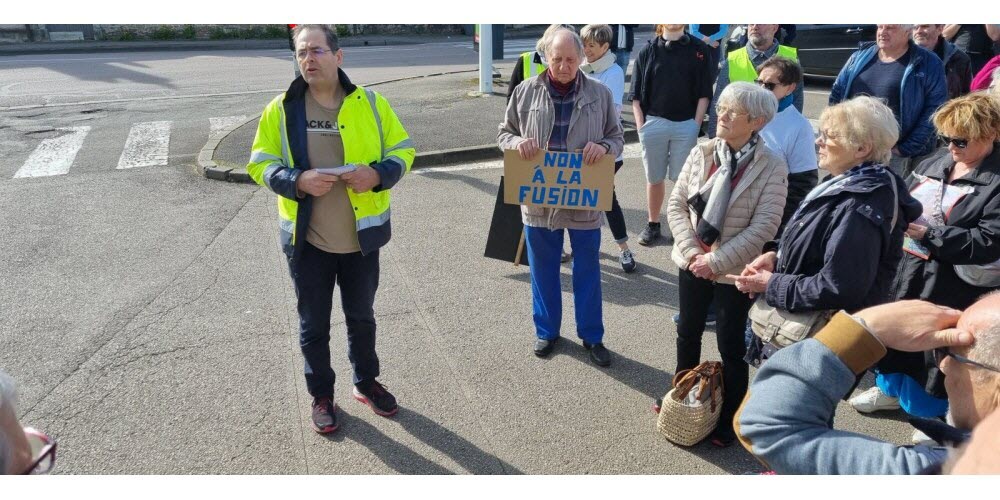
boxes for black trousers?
[675,269,753,439]
[605,160,628,243]
[288,241,381,399]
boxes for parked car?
[725,24,877,77]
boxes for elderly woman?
[733,96,921,366]
[498,28,624,367]
[665,81,787,447]
[852,93,1000,426]
[0,371,32,474]
[581,24,635,273]
[755,56,819,235]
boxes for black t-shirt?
[848,51,910,119]
[951,24,994,56]
[629,35,713,122]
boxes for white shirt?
[760,106,818,174]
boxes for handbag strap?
[671,362,724,412]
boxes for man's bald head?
[962,291,1000,379]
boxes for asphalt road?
[0,42,912,475]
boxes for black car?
[726,24,877,77]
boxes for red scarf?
[546,69,576,95]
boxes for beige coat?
[497,71,624,230]
[666,138,788,285]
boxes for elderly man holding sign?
[498,27,624,366]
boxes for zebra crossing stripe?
[13,126,91,179]
[117,121,171,169]
[209,115,248,140]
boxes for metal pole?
[479,24,493,94]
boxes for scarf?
[688,135,760,246]
[789,162,884,223]
[581,50,616,74]
[547,69,576,95]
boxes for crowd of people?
[498,23,1000,471]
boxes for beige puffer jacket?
[666,137,788,285]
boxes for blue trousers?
[525,226,604,343]
[876,372,949,418]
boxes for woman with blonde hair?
[853,93,1000,433]
[733,96,921,368]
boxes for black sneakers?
[638,223,661,246]
[311,397,339,434]
[353,380,399,417]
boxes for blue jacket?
[829,41,947,158]
[737,312,951,474]
[765,166,923,313]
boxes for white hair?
[535,24,575,54]
[541,26,584,59]
[717,81,778,125]
[990,68,1000,93]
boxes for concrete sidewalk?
[203,64,640,183]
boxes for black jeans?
[777,170,819,237]
[675,269,753,439]
[288,241,380,399]
[605,160,628,243]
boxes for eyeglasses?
[754,79,779,91]
[934,347,1000,373]
[295,47,333,60]
[816,130,839,144]
[939,135,969,149]
[20,428,57,475]
[716,106,749,119]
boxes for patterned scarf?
[688,135,760,246]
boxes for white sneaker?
[849,387,901,413]
[911,428,935,446]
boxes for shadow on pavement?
[544,335,674,401]
[326,407,521,474]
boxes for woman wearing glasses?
[732,97,921,368]
[852,93,1000,430]
[665,82,787,447]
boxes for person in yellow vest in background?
[246,24,415,435]
[708,24,802,138]
[507,24,574,102]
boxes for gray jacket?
[498,71,624,230]
[736,312,949,474]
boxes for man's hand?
[339,164,381,193]
[906,223,928,240]
[517,138,540,160]
[296,170,339,197]
[689,254,715,280]
[582,141,608,165]
[855,300,970,352]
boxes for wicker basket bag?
[656,361,724,446]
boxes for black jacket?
[891,145,1000,308]
[610,24,637,52]
[764,166,923,313]
[878,145,1000,396]
[934,37,973,99]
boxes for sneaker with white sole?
[619,249,636,273]
[849,387,901,413]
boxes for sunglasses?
[939,135,969,149]
[934,347,1000,373]
[754,79,778,91]
[20,428,57,475]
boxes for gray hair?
[537,24,580,56]
[990,68,1000,93]
[291,24,340,52]
[580,24,613,47]
[0,371,16,475]
[717,81,778,125]
[968,291,1000,383]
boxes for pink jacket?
[971,55,1000,91]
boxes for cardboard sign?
[503,150,614,211]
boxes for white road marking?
[13,126,90,178]
[117,121,171,169]
[209,115,249,140]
